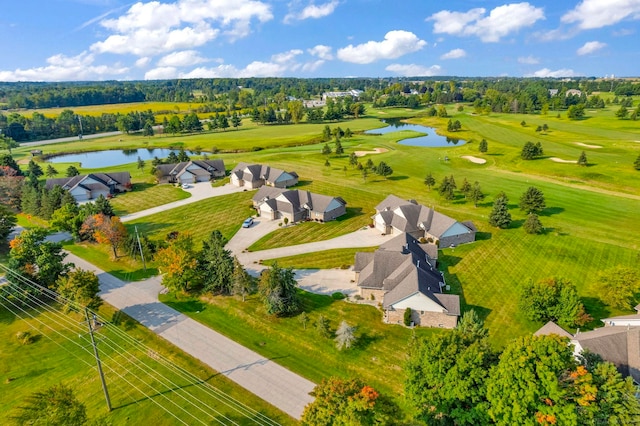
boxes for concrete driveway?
[121,182,247,222]
[225,217,282,255]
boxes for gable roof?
[253,187,345,214]
[157,159,224,178]
[45,172,131,192]
[574,327,640,382]
[231,162,296,185]
[356,232,457,315]
[374,194,472,239]
[534,321,574,339]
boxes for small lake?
[365,118,465,147]
[47,148,199,168]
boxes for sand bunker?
[355,148,389,157]
[461,155,487,164]
[550,157,577,164]
[575,142,602,149]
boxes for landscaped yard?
[262,247,376,269]
[110,183,190,216]
[160,289,440,418]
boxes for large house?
[252,186,346,223]
[535,305,640,384]
[155,159,225,184]
[354,233,460,328]
[45,172,131,203]
[373,195,476,248]
[231,163,298,189]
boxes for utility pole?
[85,308,111,411]
[135,226,146,272]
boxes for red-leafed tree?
[80,213,127,258]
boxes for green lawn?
[110,183,190,216]
[262,247,376,269]
[160,290,440,419]
[127,191,255,246]
[0,302,294,425]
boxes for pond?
[47,148,200,168]
[364,118,465,147]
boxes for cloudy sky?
[0,0,638,81]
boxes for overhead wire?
[0,264,283,426]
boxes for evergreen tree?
[519,186,546,213]
[0,204,17,241]
[258,262,299,316]
[177,147,189,162]
[460,178,471,197]
[424,172,435,190]
[137,156,145,170]
[489,192,512,228]
[199,230,234,294]
[365,158,374,170]
[322,125,331,141]
[142,120,154,137]
[375,161,393,179]
[523,213,543,234]
[469,181,485,207]
[334,321,357,350]
[231,112,242,130]
[45,164,58,178]
[27,159,43,178]
[479,138,488,153]
[321,143,332,155]
[166,151,179,164]
[66,165,80,177]
[231,256,254,301]
[334,139,344,155]
[577,151,588,166]
[348,152,358,167]
[93,194,114,217]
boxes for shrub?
[404,308,413,326]
[331,292,346,300]
[16,331,36,345]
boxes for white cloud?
[158,50,208,67]
[302,60,325,72]
[0,52,129,82]
[440,48,466,60]
[92,0,273,56]
[518,55,539,64]
[308,44,333,60]
[561,0,640,29]
[337,30,426,64]
[144,66,179,80]
[385,63,442,77]
[525,68,580,78]
[577,41,607,55]
[285,1,339,23]
[271,49,303,63]
[429,3,545,42]
[135,57,152,68]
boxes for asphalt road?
[19,131,123,147]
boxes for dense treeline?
[1,77,638,142]
[1,77,637,110]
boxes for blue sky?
[0,0,639,81]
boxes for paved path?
[19,131,123,147]
[65,252,315,419]
[121,182,246,222]
[227,225,394,296]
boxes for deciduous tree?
[423,172,435,190]
[301,378,398,426]
[12,384,87,426]
[56,268,102,312]
[519,277,590,328]
[155,233,201,292]
[594,266,640,310]
[0,203,17,241]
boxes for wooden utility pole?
[85,308,111,411]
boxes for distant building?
[231,163,298,189]
[321,89,364,101]
[155,159,225,184]
[565,89,582,97]
[45,172,131,203]
[548,89,559,96]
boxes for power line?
[0,265,283,426]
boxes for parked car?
[181,183,191,189]
[242,217,254,228]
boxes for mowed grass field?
[0,302,294,425]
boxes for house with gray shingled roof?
[155,159,225,184]
[45,172,131,203]
[535,306,640,384]
[231,162,298,189]
[354,232,460,328]
[252,186,346,223]
[372,194,476,247]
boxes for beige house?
[373,195,476,248]
[252,186,346,223]
[535,305,640,384]
[155,159,225,184]
[231,163,298,189]
[355,233,459,328]
[45,172,131,203]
